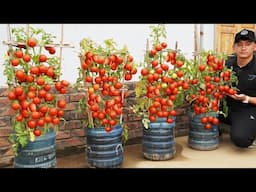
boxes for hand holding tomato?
[228,93,246,102]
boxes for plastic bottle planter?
[14,129,56,168]
[143,118,176,161]
[86,125,123,168]
[188,112,219,151]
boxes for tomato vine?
[3,26,69,155]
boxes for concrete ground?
[56,133,256,168]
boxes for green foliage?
[149,24,167,46]
[12,27,56,47]
[122,123,129,145]
[8,122,29,156]
[3,59,15,86]
[79,38,98,55]
[133,80,151,119]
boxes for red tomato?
[23,54,31,62]
[27,120,37,129]
[27,38,37,47]
[14,50,23,58]
[11,58,19,66]
[39,54,47,62]
[57,100,66,108]
[34,129,42,137]
[105,127,112,133]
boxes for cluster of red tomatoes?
[187,53,236,129]
[140,42,189,123]
[80,51,137,132]
[7,38,69,137]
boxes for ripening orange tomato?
[57,100,66,108]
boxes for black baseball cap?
[234,29,256,43]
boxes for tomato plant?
[133,24,188,128]
[75,38,137,142]
[183,50,238,129]
[3,26,69,155]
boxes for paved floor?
[56,134,256,168]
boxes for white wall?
[0,24,214,86]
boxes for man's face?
[233,40,256,58]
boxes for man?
[223,28,256,148]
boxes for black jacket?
[225,54,256,111]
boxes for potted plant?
[3,26,69,168]
[133,24,189,160]
[75,38,137,168]
[184,50,238,150]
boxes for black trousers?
[220,107,256,148]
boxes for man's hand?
[228,94,249,103]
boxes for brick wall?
[0,82,190,167]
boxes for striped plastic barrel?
[143,118,176,160]
[86,124,123,168]
[14,129,56,168]
[188,112,219,150]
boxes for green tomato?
[149,69,155,74]
[171,73,177,79]
[161,83,168,89]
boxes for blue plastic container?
[14,129,56,168]
[188,112,219,150]
[86,124,123,168]
[143,118,176,160]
